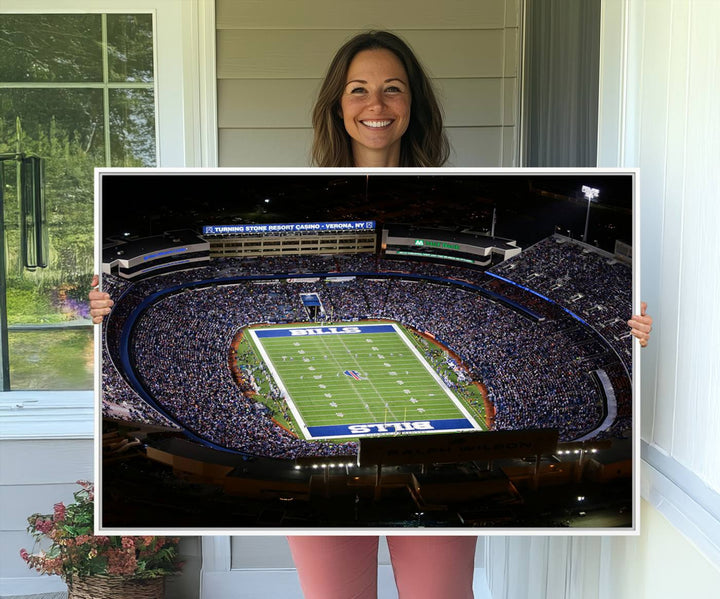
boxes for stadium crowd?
[489,236,633,370]
[101,236,632,457]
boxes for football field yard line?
[247,328,311,439]
[327,334,403,423]
[315,334,381,422]
[312,330,425,424]
[269,329,411,425]
[391,323,481,429]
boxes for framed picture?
[95,167,638,534]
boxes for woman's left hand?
[628,301,652,348]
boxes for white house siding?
[0,438,93,597]
[215,0,521,167]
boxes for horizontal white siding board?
[218,79,319,128]
[0,575,67,596]
[0,440,93,485]
[215,1,520,172]
[439,79,508,127]
[230,536,296,569]
[216,0,509,30]
[219,129,313,167]
[0,531,49,579]
[220,127,507,168]
[446,127,504,167]
[217,30,509,80]
[0,483,82,531]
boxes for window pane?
[8,329,94,390]
[0,88,106,163]
[0,12,157,390]
[110,88,157,166]
[107,14,154,83]
[1,88,102,330]
[0,14,103,82]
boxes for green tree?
[0,13,155,324]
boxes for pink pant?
[287,536,477,599]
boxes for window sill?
[0,391,93,440]
[0,576,66,599]
[641,441,720,567]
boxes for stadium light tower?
[581,185,600,243]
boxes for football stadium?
[100,172,635,528]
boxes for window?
[0,13,156,389]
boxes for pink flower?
[53,502,66,522]
[19,548,29,562]
[121,537,135,550]
[34,518,53,534]
[107,548,137,576]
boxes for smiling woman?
[311,31,448,167]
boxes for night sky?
[100,171,634,253]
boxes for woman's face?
[340,48,411,166]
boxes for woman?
[90,30,652,599]
[311,30,448,168]
[290,32,477,599]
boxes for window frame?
[0,0,216,426]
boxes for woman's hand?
[89,274,114,324]
[628,301,652,348]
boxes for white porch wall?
[485,0,720,596]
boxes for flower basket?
[67,575,164,599]
[20,481,182,595]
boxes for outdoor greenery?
[9,330,93,390]
[0,13,155,388]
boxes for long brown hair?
[311,31,449,167]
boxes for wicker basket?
[67,575,165,599]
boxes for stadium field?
[247,322,482,440]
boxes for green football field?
[247,322,482,440]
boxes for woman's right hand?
[89,274,114,324]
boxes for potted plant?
[20,480,182,598]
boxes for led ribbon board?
[203,221,376,235]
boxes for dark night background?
[100,172,634,253]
